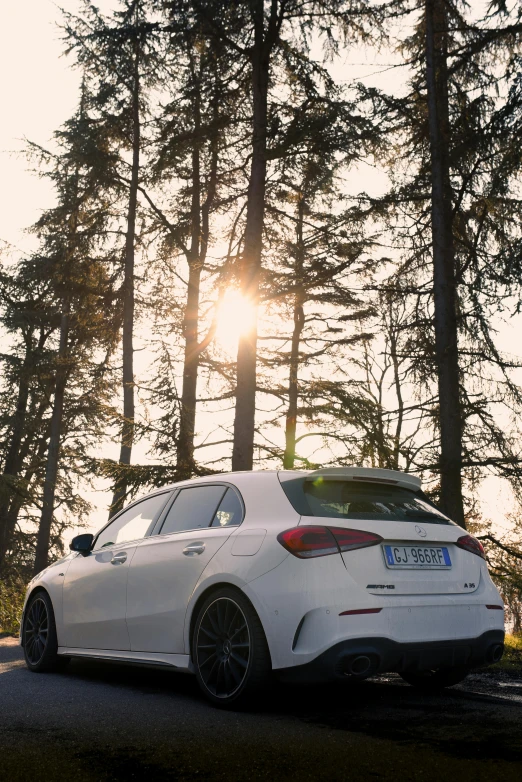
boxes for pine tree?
[424,0,465,525]
[169,0,386,471]
[147,11,237,479]
[367,0,522,523]
[27,89,120,574]
[256,89,380,469]
[62,0,161,516]
[0,255,57,572]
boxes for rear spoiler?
[305,467,422,493]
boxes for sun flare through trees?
[1,0,522,629]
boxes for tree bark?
[176,71,219,479]
[0,337,32,569]
[33,304,70,574]
[177,88,202,481]
[283,302,305,470]
[283,194,306,470]
[110,34,141,517]
[388,299,404,471]
[231,1,271,471]
[425,0,466,527]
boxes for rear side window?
[210,488,243,527]
[280,477,453,525]
[160,485,227,535]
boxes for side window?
[95,493,170,550]
[210,488,243,527]
[160,486,227,535]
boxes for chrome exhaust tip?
[337,653,377,679]
[488,643,504,663]
[350,655,372,676]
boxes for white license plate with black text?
[383,544,451,569]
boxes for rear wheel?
[23,590,68,673]
[400,666,470,691]
[192,587,271,708]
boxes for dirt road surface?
[1,636,521,781]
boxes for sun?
[215,289,257,354]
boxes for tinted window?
[95,493,170,549]
[210,488,243,527]
[281,478,453,525]
[160,486,227,535]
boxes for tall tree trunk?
[425,0,466,527]
[177,66,202,480]
[388,299,404,471]
[283,194,305,470]
[176,69,220,480]
[283,302,305,469]
[110,38,140,517]
[0,337,32,569]
[177,133,201,479]
[232,3,270,471]
[33,304,70,574]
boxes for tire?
[400,666,470,691]
[192,587,272,709]
[22,590,68,673]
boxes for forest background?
[1,0,522,631]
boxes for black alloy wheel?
[193,587,271,708]
[23,590,68,673]
[24,596,49,665]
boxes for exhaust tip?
[488,643,504,663]
[337,653,378,679]
[350,655,372,676]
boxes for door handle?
[111,552,127,565]
[183,542,205,556]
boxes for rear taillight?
[329,527,383,552]
[456,534,486,560]
[277,526,383,559]
[277,526,338,558]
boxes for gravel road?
[1,636,521,781]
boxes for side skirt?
[57,647,194,673]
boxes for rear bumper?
[276,629,505,683]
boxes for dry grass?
[0,576,26,636]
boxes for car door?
[126,484,244,654]
[62,491,171,650]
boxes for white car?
[21,467,505,707]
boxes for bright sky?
[1,2,520,540]
[1,4,80,253]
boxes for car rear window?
[280,476,454,525]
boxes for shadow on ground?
[1,639,521,781]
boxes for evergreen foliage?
[0,0,521,617]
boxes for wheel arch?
[20,585,52,646]
[187,581,272,666]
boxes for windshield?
[280,476,454,525]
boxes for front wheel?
[23,590,68,673]
[400,666,470,691]
[192,587,272,708]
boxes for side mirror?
[70,533,94,556]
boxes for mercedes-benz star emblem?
[415,525,427,537]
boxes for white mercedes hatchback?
[21,468,505,707]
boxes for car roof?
[157,467,421,492]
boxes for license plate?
[383,544,451,569]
